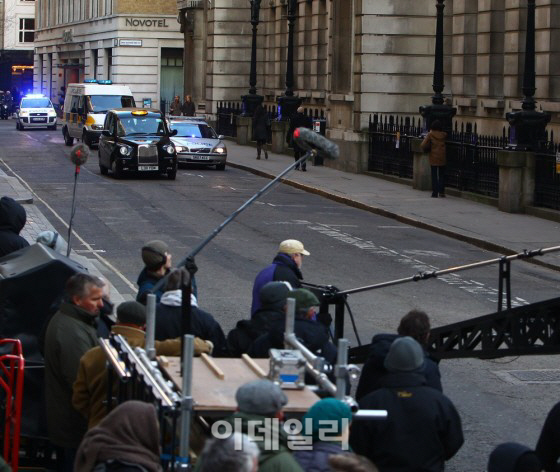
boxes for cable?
[345,299,362,346]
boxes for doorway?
[160,48,184,114]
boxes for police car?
[168,117,227,170]
[16,94,57,130]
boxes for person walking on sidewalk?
[421,120,448,198]
[287,107,312,171]
[182,95,196,117]
[252,104,270,160]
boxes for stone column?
[411,138,432,191]
[271,120,288,153]
[497,149,535,213]
[236,116,251,145]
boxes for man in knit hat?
[136,240,172,304]
[251,239,310,316]
[218,379,303,472]
[73,301,213,429]
[349,337,464,472]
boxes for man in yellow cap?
[250,239,310,316]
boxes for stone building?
[33,0,184,109]
[178,0,560,171]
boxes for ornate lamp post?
[506,0,550,150]
[419,0,455,132]
[277,0,301,121]
[241,0,264,116]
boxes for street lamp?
[241,0,264,116]
[419,0,455,132]
[506,0,550,150]
[277,0,301,121]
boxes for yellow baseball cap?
[278,239,310,256]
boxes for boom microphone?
[69,143,90,167]
[293,127,340,159]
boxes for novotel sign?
[125,18,170,28]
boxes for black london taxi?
[98,108,178,179]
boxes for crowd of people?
[1,196,559,472]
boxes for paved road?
[2,121,559,470]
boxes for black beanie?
[141,240,168,270]
[117,301,146,325]
[260,282,290,311]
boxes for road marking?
[0,158,137,292]
[306,222,529,307]
[183,173,205,178]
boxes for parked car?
[98,108,178,180]
[168,117,227,170]
[16,94,57,130]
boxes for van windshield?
[88,95,135,113]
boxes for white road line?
[0,158,137,292]
[306,222,529,307]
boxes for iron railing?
[535,136,560,210]
[216,101,241,137]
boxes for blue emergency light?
[83,79,98,83]
[97,80,113,85]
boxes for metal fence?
[216,101,242,137]
[535,136,560,210]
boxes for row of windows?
[37,0,112,29]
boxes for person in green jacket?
[208,379,304,472]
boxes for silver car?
[169,117,227,170]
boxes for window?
[18,18,35,43]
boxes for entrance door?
[160,48,184,114]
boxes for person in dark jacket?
[181,95,196,116]
[286,107,312,171]
[0,196,29,258]
[251,239,309,316]
[155,269,228,356]
[228,281,289,357]
[355,309,442,400]
[349,337,464,472]
[252,104,270,160]
[136,240,172,304]
[536,401,560,472]
[294,398,353,472]
[488,442,542,472]
[287,107,312,171]
[249,288,337,368]
[421,119,448,198]
[74,401,163,472]
[169,95,182,116]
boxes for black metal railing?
[535,135,560,210]
[216,101,242,137]
[368,114,421,178]
[445,123,507,198]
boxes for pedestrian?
[488,443,542,472]
[73,300,212,429]
[286,106,312,171]
[252,104,270,160]
[355,309,442,400]
[349,336,464,472]
[170,95,182,116]
[227,281,290,356]
[0,195,29,258]
[294,398,353,472]
[156,269,228,357]
[535,401,560,472]
[43,273,105,472]
[421,119,448,198]
[196,433,260,472]
[74,401,163,472]
[181,95,196,116]
[215,379,304,472]
[250,239,309,316]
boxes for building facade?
[178,0,560,171]
[33,0,184,109]
[0,0,35,96]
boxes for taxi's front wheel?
[167,169,177,180]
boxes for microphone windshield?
[293,127,339,159]
[69,143,90,166]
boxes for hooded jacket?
[251,253,303,316]
[421,130,448,167]
[0,196,29,258]
[488,442,542,472]
[294,441,349,472]
[536,401,560,472]
[355,333,442,400]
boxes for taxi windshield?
[170,122,217,139]
[21,98,52,108]
[119,116,165,136]
[88,95,135,113]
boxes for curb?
[226,161,560,273]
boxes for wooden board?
[162,357,318,415]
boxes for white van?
[61,80,135,147]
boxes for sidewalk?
[0,169,127,305]
[225,140,560,271]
